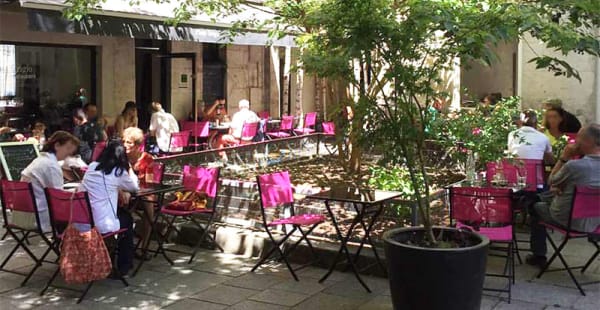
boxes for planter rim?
[383,226,490,252]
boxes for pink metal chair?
[157,166,223,264]
[252,171,325,280]
[536,186,600,296]
[449,186,515,302]
[266,115,294,139]
[181,121,210,151]
[42,188,128,303]
[91,141,107,162]
[321,121,338,154]
[0,180,55,286]
[258,111,270,120]
[239,122,259,144]
[294,112,317,135]
[322,122,335,136]
[167,130,191,154]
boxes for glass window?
[0,43,94,133]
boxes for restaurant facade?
[0,0,325,131]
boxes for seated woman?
[543,107,567,149]
[20,131,80,232]
[121,127,155,258]
[79,139,139,276]
[114,101,138,138]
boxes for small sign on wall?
[178,74,189,88]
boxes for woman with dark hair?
[21,131,80,232]
[543,107,568,147]
[79,139,139,275]
[114,101,138,138]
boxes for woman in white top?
[148,101,180,153]
[21,131,80,232]
[79,139,139,275]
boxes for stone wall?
[520,34,599,124]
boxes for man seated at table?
[216,99,259,160]
[526,124,600,268]
[148,101,180,153]
[508,110,554,163]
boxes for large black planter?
[383,226,489,310]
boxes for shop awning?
[20,0,296,47]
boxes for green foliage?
[368,166,425,199]
[434,97,523,168]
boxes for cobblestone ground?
[0,225,598,309]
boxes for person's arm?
[549,143,581,187]
[543,138,554,164]
[119,169,140,193]
[114,116,124,137]
[148,113,157,136]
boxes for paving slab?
[356,294,393,310]
[248,288,311,307]
[492,299,547,310]
[271,278,332,295]
[225,273,286,291]
[509,281,582,307]
[228,300,291,310]
[163,298,228,310]
[292,293,362,310]
[131,270,231,300]
[191,284,260,306]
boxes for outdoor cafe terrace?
[0,125,599,310]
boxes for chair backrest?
[278,115,294,131]
[45,188,94,228]
[182,165,220,199]
[182,121,210,138]
[449,187,513,225]
[259,111,270,120]
[169,130,191,151]
[304,112,317,128]
[322,122,335,135]
[487,159,544,191]
[565,133,577,144]
[241,122,259,141]
[91,141,107,162]
[0,180,41,229]
[571,186,600,221]
[146,162,165,184]
[256,171,294,209]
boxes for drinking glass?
[517,169,527,188]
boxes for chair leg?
[77,282,94,304]
[536,234,565,278]
[0,230,8,240]
[40,267,60,296]
[251,228,298,280]
[581,242,599,274]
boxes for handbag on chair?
[59,192,112,284]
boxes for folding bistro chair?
[0,180,56,286]
[536,185,600,296]
[156,166,223,264]
[182,121,210,151]
[266,115,294,140]
[42,188,129,303]
[321,121,337,154]
[166,130,191,155]
[293,112,317,135]
[252,171,324,280]
[450,186,515,303]
[231,122,259,165]
[487,158,545,263]
[258,111,270,120]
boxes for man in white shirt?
[216,99,259,159]
[508,110,553,163]
[148,102,180,153]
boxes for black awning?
[26,9,295,47]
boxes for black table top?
[307,186,402,204]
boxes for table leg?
[351,202,387,275]
[319,200,372,292]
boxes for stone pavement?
[0,230,599,309]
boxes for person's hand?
[13,133,26,142]
[561,143,581,160]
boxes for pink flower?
[472,127,482,135]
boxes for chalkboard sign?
[0,142,40,181]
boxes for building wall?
[461,42,517,102]
[0,8,135,122]
[520,34,599,124]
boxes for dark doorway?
[202,43,226,109]
[135,39,168,132]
